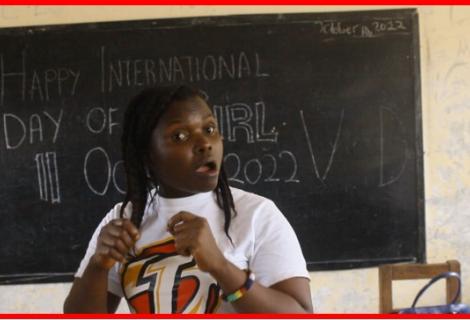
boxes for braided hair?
[119,85,235,240]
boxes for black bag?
[398,271,470,314]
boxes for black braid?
[215,164,236,244]
[119,90,154,227]
[119,85,236,241]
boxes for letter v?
[299,108,344,184]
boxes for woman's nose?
[194,136,212,154]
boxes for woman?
[64,85,313,313]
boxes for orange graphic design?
[121,238,221,313]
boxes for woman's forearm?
[63,259,111,313]
[211,260,312,313]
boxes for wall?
[0,5,468,313]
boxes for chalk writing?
[0,52,80,105]
[300,105,408,187]
[85,107,120,135]
[2,109,63,150]
[0,51,25,105]
[300,108,344,185]
[314,18,407,38]
[224,151,299,185]
[263,154,280,182]
[35,152,61,203]
[224,153,243,184]
[371,20,406,33]
[112,160,125,194]
[316,21,361,36]
[29,68,80,102]
[379,106,408,187]
[83,147,125,196]
[213,101,278,144]
[279,151,300,183]
[244,158,262,184]
[100,46,269,92]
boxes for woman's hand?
[167,212,313,313]
[167,211,227,274]
[91,219,140,270]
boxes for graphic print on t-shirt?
[120,237,221,313]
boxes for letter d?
[4,113,26,149]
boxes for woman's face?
[149,96,223,198]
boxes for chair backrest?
[379,260,461,313]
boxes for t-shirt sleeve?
[250,200,310,287]
[74,202,128,297]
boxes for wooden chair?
[379,260,461,313]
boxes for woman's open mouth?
[195,161,218,177]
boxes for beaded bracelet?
[222,270,256,303]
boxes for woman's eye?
[206,125,216,135]
[172,131,188,142]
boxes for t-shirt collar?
[153,190,214,209]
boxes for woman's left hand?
[167,211,227,274]
[168,212,313,313]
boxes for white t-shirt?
[76,187,309,313]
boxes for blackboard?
[0,9,424,284]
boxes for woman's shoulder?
[229,187,277,213]
[229,187,293,238]
[230,187,271,202]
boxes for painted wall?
[0,5,469,313]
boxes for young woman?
[64,85,312,313]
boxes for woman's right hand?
[91,219,140,270]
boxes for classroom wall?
[0,5,469,313]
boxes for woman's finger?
[107,219,140,240]
[121,219,140,240]
[103,220,138,246]
[174,239,192,257]
[96,245,124,263]
[114,238,129,256]
[172,220,194,234]
[108,247,126,263]
[101,235,127,254]
[167,211,197,234]
[174,227,197,257]
[100,234,116,247]
[117,229,135,248]
[107,224,125,238]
